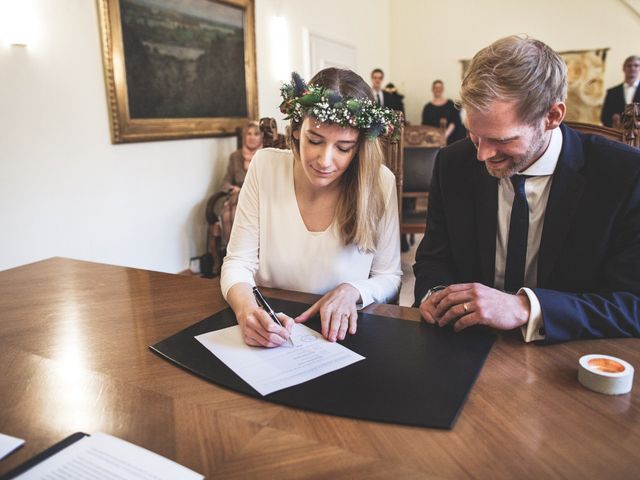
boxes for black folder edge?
[0,432,88,480]
[149,339,490,430]
[149,299,496,430]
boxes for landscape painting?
[98,0,257,143]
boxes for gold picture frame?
[97,0,257,143]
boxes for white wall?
[0,0,391,273]
[390,0,640,124]
[256,0,391,124]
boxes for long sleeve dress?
[220,148,402,307]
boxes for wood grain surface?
[0,258,638,479]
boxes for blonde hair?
[460,35,567,125]
[241,120,262,146]
[288,68,385,253]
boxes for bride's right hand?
[237,306,294,348]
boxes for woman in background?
[421,80,464,144]
[219,121,263,244]
[221,68,402,348]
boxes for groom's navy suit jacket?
[413,124,640,343]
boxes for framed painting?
[97,0,257,143]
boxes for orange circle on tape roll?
[588,357,626,373]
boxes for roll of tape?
[578,354,634,395]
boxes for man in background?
[371,69,405,115]
[370,69,388,107]
[414,36,640,344]
[601,55,640,127]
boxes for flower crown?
[279,72,401,142]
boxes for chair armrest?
[205,191,230,225]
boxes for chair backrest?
[403,148,438,192]
[402,125,446,193]
[566,102,639,149]
[564,121,625,143]
[259,117,288,149]
[393,124,446,234]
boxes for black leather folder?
[150,298,495,429]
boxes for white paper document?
[0,432,24,460]
[195,323,365,396]
[15,432,203,480]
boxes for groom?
[414,36,640,344]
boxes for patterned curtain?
[560,48,608,124]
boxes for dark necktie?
[377,92,382,106]
[504,175,529,293]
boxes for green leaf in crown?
[298,91,324,107]
[346,99,361,113]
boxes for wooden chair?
[566,102,639,148]
[399,124,446,234]
[204,118,288,276]
[564,121,627,143]
[622,103,640,148]
[379,112,405,220]
[259,117,288,149]
[377,111,405,304]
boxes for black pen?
[252,286,294,346]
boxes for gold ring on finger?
[463,302,469,313]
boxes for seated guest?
[221,68,402,347]
[219,121,263,245]
[601,55,640,128]
[414,35,640,343]
[421,80,463,144]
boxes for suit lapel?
[475,165,498,286]
[633,85,640,103]
[537,124,586,286]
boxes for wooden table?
[0,258,638,479]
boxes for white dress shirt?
[624,79,639,105]
[494,127,563,342]
[374,89,384,106]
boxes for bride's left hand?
[294,283,361,342]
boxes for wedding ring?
[463,303,469,313]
